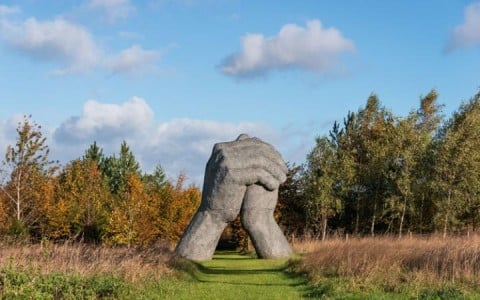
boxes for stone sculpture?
[175,134,293,260]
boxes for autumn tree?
[106,173,158,247]
[47,158,110,241]
[0,115,57,237]
[155,174,201,242]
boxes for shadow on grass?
[193,263,288,275]
[172,251,320,297]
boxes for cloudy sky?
[0,0,479,183]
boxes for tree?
[303,137,341,240]
[0,115,57,237]
[330,112,360,234]
[143,164,168,193]
[48,158,110,241]
[83,141,106,168]
[0,193,7,233]
[432,93,480,237]
[106,174,157,247]
[103,141,141,195]
[155,174,201,242]
[384,116,418,237]
[329,95,394,235]
[276,163,305,238]
[411,90,443,233]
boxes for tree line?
[0,116,200,246]
[2,89,480,246]
[276,89,480,240]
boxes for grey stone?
[175,134,293,260]
[241,184,292,258]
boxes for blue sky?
[0,0,479,183]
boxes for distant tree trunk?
[16,172,21,221]
[371,194,377,237]
[419,194,425,234]
[321,216,328,241]
[443,190,451,239]
[399,196,407,238]
[355,197,360,235]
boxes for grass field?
[2,237,480,299]
[0,243,308,299]
[291,235,480,299]
[166,251,309,299]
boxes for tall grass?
[0,241,173,283]
[291,235,480,289]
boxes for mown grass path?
[162,251,310,299]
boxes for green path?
[156,251,310,300]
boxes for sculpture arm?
[175,209,232,260]
[241,184,292,258]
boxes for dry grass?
[292,235,480,286]
[0,241,174,283]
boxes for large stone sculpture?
[175,134,293,260]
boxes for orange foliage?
[45,159,110,241]
[106,174,157,247]
[155,174,201,242]
[0,193,7,234]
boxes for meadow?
[2,236,480,299]
[292,235,480,299]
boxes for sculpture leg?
[241,184,292,259]
[175,208,233,260]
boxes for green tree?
[276,164,305,238]
[143,164,168,193]
[384,116,418,237]
[83,141,105,166]
[303,137,342,240]
[411,90,443,233]
[103,141,141,195]
[432,93,480,237]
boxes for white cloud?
[0,5,20,16]
[2,99,315,185]
[144,118,278,183]
[104,45,160,75]
[50,98,282,184]
[447,1,480,51]
[0,17,100,74]
[88,0,135,23]
[0,16,160,75]
[220,20,355,78]
[54,97,154,142]
[0,117,18,153]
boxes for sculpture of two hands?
[175,134,293,260]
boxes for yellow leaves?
[154,175,201,242]
[0,193,7,233]
[45,198,71,239]
[105,174,159,247]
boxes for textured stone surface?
[175,134,292,260]
[241,184,292,258]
